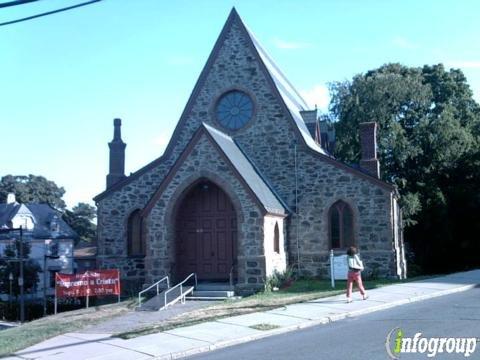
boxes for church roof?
[244,25,328,156]
[203,123,288,215]
[94,8,394,202]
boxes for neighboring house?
[74,240,97,273]
[94,9,407,294]
[0,194,77,299]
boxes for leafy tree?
[0,238,41,297]
[62,203,97,244]
[0,175,66,210]
[329,63,480,273]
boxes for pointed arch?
[329,200,355,249]
[127,209,145,256]
[273,221,280,254]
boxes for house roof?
[74,240,97,258]
[203,123,288,215]
[0,202,77,240]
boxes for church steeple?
[106,118,126,189]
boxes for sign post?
[117,268,121,303]
[330,250,348,288]
[330,250,335,288]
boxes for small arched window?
[329,201,354,249]
[127,209,145,256]
[273,222,280,254]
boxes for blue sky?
[1,0,479,209]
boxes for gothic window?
[329,201,354,249]
[127,209,145,256]
[273,222,280,254]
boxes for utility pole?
[19,226,25,323]
[43,249,47,316]
[9,272,13,308]
[0,226,26,322]
[43,243,59,316]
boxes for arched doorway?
[175,180,237,280]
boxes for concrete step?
[188,295,242,301]
[195,282,233,291]
[187,296,231,301]
[191,290,235,298]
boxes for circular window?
[215,90,253,130]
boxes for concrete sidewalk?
[8,270,480,360]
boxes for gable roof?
[94,8,394,202]
[0,203,77,239]
[203,123,288,215]
[143,123,288,217]
[244,26,328,156]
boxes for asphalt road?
[189,287,480,360]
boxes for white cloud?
[300,84,330,111]
[446,61,480,69]
[272,38,313,50]
[392,36,418,49]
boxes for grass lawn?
[117,276,429,339]
[0,299,136,357]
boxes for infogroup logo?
[385,328,478,359]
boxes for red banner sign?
[56,270,120,298]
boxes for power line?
[0,0,39,9]
[0,0,102,27]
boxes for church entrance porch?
[175,180,237,281]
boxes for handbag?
[354,255,364,271]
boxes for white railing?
[138,275,169,307]
[162,273,197,309]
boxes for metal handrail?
[163,273,197,309]
[229,260,237,289]
[138,275,169,307]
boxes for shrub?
[265,267,295,292]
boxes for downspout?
[294,143,301,274]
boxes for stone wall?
[145,134,271,293]
[286,149,396,278]
[263,215,287,277]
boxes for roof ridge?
[202,122,232,141]
[231,137,292,214]
[243,25,309,110]
[202,123,289,212]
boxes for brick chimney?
[106,118,127,188]
[359,122,380,178]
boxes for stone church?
[94,9,406,294]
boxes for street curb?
[154,283,477,359]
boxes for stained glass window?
[216,90,253,130]
[329,201,355,249]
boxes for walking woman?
[346,246,368,303]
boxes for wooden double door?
[176,181,237,280]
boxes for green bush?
[264,267,295,292]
